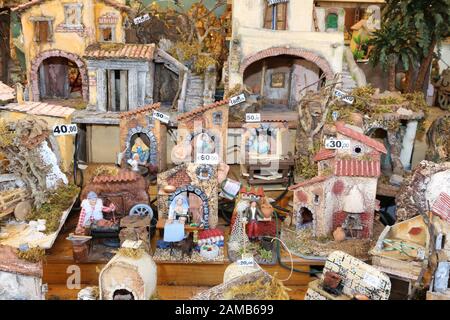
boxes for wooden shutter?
[38,21,48,43]
[263,2,273,29]
[276,3,287,30]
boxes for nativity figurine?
[76,191,116,235]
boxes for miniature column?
[128,68,138,110]
[96,69,107,112]
[399,120,418,170]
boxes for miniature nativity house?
[0,245,45,300]
[157,163,219,229]
[227,0,344,110]
[173,100,229,164]
[289,122,387,239]
[119,103,166,172]
[99,247,157,300]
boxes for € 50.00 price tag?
[196,153,219,165]
[53,124,78,136]
[245,113,261,123]
[325,139,351,150]
[229,93,246,106]
[152,110,170,124]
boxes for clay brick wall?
[332,211,373,239]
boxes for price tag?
[196,153,219,165]
[334,89,354,105]
[134,14,150,25]
[245,113,261,123]
[237,257,255,267]
[52,124,78,136]
[325,139,350,150]
[229,93,246,106]
[152,110,170,124]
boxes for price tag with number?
[334,89,354,105]
[245,113,261,123]
[196,153,219,165]
[152,110,170,124]
[229,93,246,106]
[237,256,255,267]
[325,139,350,150]
[53,124,78,136]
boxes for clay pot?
[14,200,32,221]
[260,203,273,220]
[354,294,370,300]
[163,185,176,194]
[333,227,346,242]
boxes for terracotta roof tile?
[84,43,155,60]
[313,149,336,162]
[12,0,132,12]
[289,175,329,191]
[0,101,75,118]
[335,159,381,177]
[177,100,229,122]
[92,170,139,184]
[119,103,160,118]
[335,122,387,154]
[0,245,43,278]
[0,81,15,101]
[432,192,450,223]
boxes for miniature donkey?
[170,233,194,259]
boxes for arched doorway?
[367,127,392,173]
[124,126,157,166]
[296,205,314,230]
[30,50,88,101]
[240,48,334,110]
[113,289,135,300]
[168,184,210,228]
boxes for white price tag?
[237,257,255,267]
[325,139,350,150]
[52,124,78,136]
[334,89,354,105]
[134,14,150,25]
[152,110,170,124]
[229,93,246,106]
[363,272,382,288]
[196,153,219,165]
[245,113,261,123]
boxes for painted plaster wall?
[19,0,126,100]
[88,124,120,163]
[0,110,74,171]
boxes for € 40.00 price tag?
[53,124,78,136]
[196,153,219,165]
[245,113,261,123]
[325,139,351,150]
[229,93,246,106]
[152,110,170,124]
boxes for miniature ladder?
[312,7,320,32]
[0,188,28,218]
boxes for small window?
[314,194,320,204]
[64,4,82,26]
[353,145,363,155]
[30,17,54,43]
[100,26,113,42]
[326,13,338,31]
[264,2,288,30]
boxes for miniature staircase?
[340,61,358,92]
[184,73,205,112]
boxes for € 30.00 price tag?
[196,153,219,165]
[229,93,246,106]
[152,110,170,124]
[325,139,350,150]
[237,257,255,267]
[53,124,78,136]
[245,113,261,123]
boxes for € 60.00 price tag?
[229,93,246,106]
[152,110,170,124]
[53,124,78,136]
[325,139,350,150]
[245,113,261,123]
[196,153,219,165]
[237,257,255,267]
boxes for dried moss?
[28,184,80,234]
[93,166,119,178]
[117,248,145,259]
[224,275,291,300]
[0,120,16,148]
[169,41,217,74]
[17,247,46,263]
[294,154,318,180]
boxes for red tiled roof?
[289,175,329,191]
[313,149,336,162]
[85,43,155,60]
[12,0,132,12]
[92,170,138,184]
[334,159,381,177]
[119,102,160,118]
[0,81,15,101]
[432,192,450,223]
[0,101,75,118]
[335,122,387,154]
[177,100,229,122]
